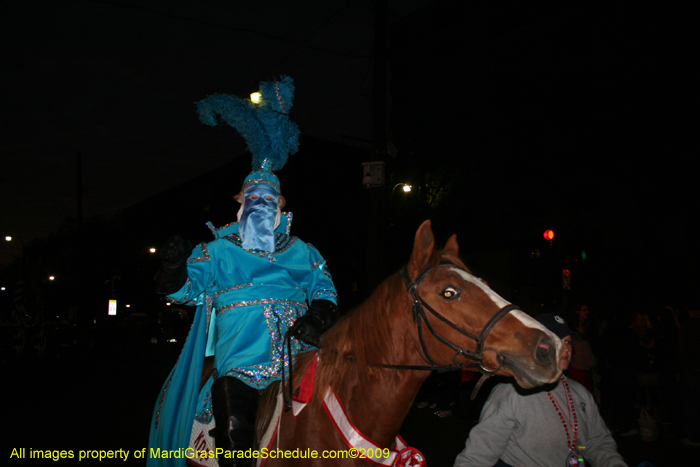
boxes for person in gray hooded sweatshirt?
[454,313,627,467]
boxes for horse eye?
[442,287,460,300]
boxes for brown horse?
[254,220,562,466]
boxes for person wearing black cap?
[454,313,627,467]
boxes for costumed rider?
[148,76,339,467]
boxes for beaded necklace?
[548,375,578,451]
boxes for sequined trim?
[283,212,293,236]
[215,298,306,315]
[225,365,285,390]
[194,390,213,424]
[154,317,198,429]
[241,177,281,193]
[187,243,211,263]
[274,234,296,254]
[311,258,327,271]
[222,302,310,389]
[154,371,174,429]
[208,283,305,303]
[312,289,338,302]
[307,244,333,281]
[167,278,194,305]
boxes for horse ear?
[444,234,459,256]
[408,220,435,281]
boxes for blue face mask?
[237,185,280,252]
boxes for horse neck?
[329,273,432,448]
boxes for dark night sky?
[386,1,698,304]
[0,0,431,265]
[391,1,697,247]
[1,0,697,294]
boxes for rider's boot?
[209,375,259,467]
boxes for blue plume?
[196,76,299,172]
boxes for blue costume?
[148,76,339,467]
[147,214,337,466]
[174,213,336,390]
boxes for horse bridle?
[385,260,522,398]
[282,260,522,410]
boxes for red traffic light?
[543,230,555,241]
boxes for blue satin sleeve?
[304,244,338,305]
[167,241,218,305]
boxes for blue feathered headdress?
[196,76,300,193]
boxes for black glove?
[154,234,192,295]
[289,299,340,347]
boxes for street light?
[391,183,412,196]
[389,183,413,227]
[4,235,26,260]
[5,235,26,246]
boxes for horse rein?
[384,261,521,398]
[281,260,520,410]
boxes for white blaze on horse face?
[451,268,510,309]
[451,268,563,362]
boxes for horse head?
[405,220,562,389]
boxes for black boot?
[209,376,259,467]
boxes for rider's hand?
[154,234,192,295]
[289,299,339,347]
[289,313,324,347]
[161,234,192,267]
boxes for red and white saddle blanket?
[187,418,217,467]
[259,354,426,467]
[186,353,426,467]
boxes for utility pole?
[366,0,389,290]
[75,151,84,325]
[77,151,83,225]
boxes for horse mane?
[313,274,399,394]
[256,242,470,438]
[255,277,401,441]
[312,244,468,403]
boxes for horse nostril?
[536,338,552,363]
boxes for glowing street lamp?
[391,183,412,196]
